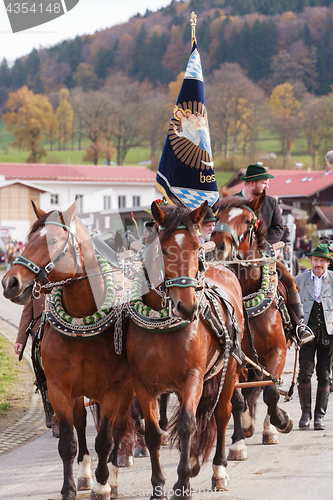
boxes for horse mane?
[218,195,267,250]
[29,210,69,236]
[158,205,198,244]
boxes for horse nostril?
[7,276,20,291]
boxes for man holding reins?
[235,163,314,347]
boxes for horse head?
[151,200,208,322]
[2,201,93,305]
[212,190,266,261]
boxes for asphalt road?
[0,275,332,500]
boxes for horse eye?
[162,248,167,256]
[246,219,251,225]
[49,238,57,245]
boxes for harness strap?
[18,313,42,361]
[165,276,198,288]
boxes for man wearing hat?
[295,244,333,430]
[236,163,314,347]
[199,206,216,243]
[237,163,284,244]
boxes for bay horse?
[2,202,133,500]
[211,191,293,460]
[126,201,244,498]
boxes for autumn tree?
[268,83,301,167]
[142,87,170,170]
[103,73,146,165]
[56,88,74,150]
[300,96,323,169]
[72,63,98,91]
[206,63,265,159]
[80,90,109,164]
[3,86,56,163]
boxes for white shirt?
[311,270,327,303]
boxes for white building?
[0,163,159,240]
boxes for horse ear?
[221,185,230,198]
[62,201,77,225]
[190,200,208,225]
[248,190,266,213]
[31,200,46,219]
[151,201,168,227]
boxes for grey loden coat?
[295,269,333,335]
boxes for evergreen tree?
[199,19,211,52]
[303,23,313,46]
[95,41,118,79]
[0,58,11,88]
[11,59,26,89]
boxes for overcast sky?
[0,0,172,64]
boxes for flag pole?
[190,11,197,45]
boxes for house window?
[75,194,84,213]
[132,196,140,207]
[118,196,126,209]
[104,195,112,210]
[50,194,59,205]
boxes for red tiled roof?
[0,164,156,183]
[230,169,333,198]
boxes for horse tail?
[191,376,218,464]
[168,377,218,464]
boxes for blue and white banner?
[156,41,219,212]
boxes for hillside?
[0,0,333,103]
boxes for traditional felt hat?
[240,164,274,181]
[306,243,332,261]
[202,206,216,224]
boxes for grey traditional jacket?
[295,269,333,335]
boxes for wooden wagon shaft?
[235,380,276,389]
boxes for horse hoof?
[134,446,149,457]
[278,418,293,434]
[78,476,93,490]
[227,448,247,461]
[90,490,110,500]
[212,476,229,491]
[117,455,134,467]
[262,433,279,444]
[110,486,118,499]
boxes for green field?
[0,119,323,172]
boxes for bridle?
[137,224,205,311]
[13,220,82,295]
[213,205,258,258]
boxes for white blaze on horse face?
[39,227,48,237]
[174,233,185,248]
[228,207,243,222]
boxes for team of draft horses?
[1,193,311,500]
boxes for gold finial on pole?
[190,11,197,45]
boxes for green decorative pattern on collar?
[243,264,270,310]
[130,263,169,319]
[53,252,115,326]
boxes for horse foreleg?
[134,384,166,500]
[90,405,114,500]
[55,405,77,500]
[171,379,203,500]
[262,384,293,444]
[73,397,93,491]
[108,382,134,498]
[228,388,247,461]
[211,362,237,492]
